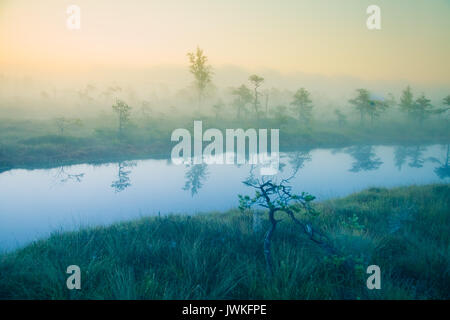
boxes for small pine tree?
[290,88,313,126]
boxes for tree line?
[54,47,450,136]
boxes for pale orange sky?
[1,0,449,85]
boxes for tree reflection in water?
[286,150,312,174]
[54,166,85,184]
[111,161,136,193]
[428,144,450,179]
[346,146,383,172]
[183,163,208,196]
[394,145,428,170]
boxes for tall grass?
[0,184,448,299]
[1,117,449,171]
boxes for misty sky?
[0,0,449,86]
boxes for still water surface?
[0,144,448,250]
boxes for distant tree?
[349,89,371,125]
[273,105,289,128]
[290,88,313,126]
[348,90,388,126]
[55,117,82,135]
[442,95,450,122]
[386,93,396,108]
[141,100,152,119]
[444,95,450,108]
[367,98,389,125]
[262,89,270,118]
[399,86,415,120]
[334,109,347,127]
[413,94,434,125]
[101,85,122,102]
[231,85,253,119]
[187,47,213,109]
[248,74,264,122]
[77,84,96,104]
[112,99,132,136]
[212,100,225,120]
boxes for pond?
[0,144,449,251]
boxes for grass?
[0,184,448,300]
[0,116,449,171]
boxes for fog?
[1,65,448,121]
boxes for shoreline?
[1,139,449,173]
[1,184,449,299]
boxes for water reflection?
[394,146,409,170]
[408,146,427,168]
[54,166,85,184]
[183,163,209,196]
[286,150,312,174]
[394,145,428,169]
[111,161,136,193]
[346,146,383,172]
[429,144,450,179]
[1,144,448,251]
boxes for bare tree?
[112,99,132,137]
[239,171,334,276]
[248,75,264,122]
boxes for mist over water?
[0,144,448,251]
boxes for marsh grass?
[0,184,448,299]
[1,117,449,171]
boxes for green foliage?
[187,47,213,107]
[112,99,132,136]
[0,184,448,299]
[334,109,347,127]
[290,88,313,125]
[349,89,388,125]
[413,94,434,124]
[0,111,449,171]
[399,86,414,116]
[399,87,443,125]
[349,88,371,124]
[342,213,365,232]
[443,95,450,107]
[231,85,253,119]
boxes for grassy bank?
[0,184,449,300]
[0,117,449,172]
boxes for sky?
[0,0,449,86]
